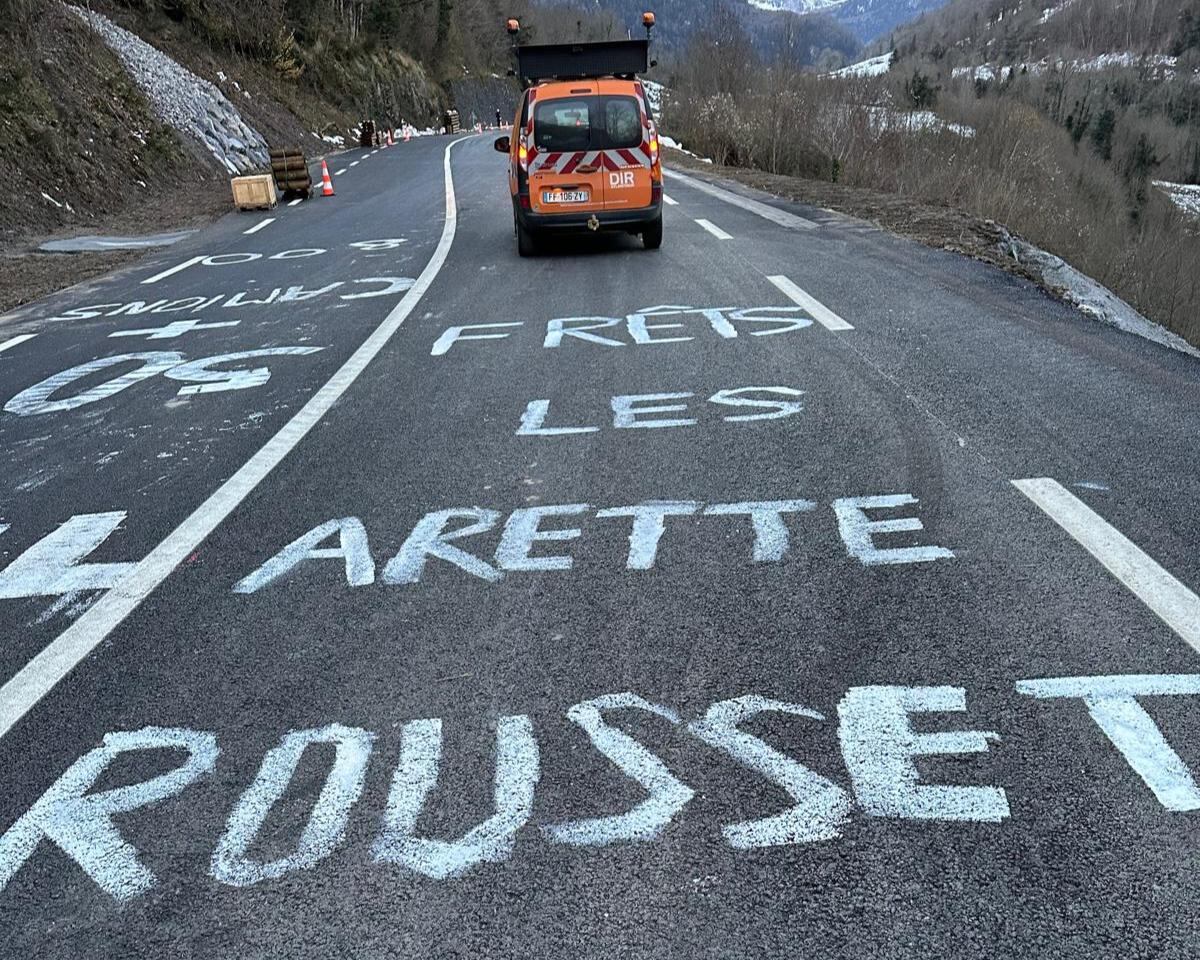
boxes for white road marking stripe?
[141,255,204,285]
[667,168,817,230]
[242,218,275,236]
[0,334,36,354]
[696,219,732,241]
[1013,477,1200,652]
[663,195,678,206]
[350,161,360,167]
[767,275,853,331]
[288,198,303,207]
[334,169,347,176]
[0,137,472,742]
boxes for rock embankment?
[66,4,270,174]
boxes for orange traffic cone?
[319,159,334,197]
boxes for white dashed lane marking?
[242,218,275,236]
[334,169,347,177]
[141,256,204,285]
[0,334,37,354]
[767,275,853,332]
[0,137,473,742]
[1013,477,1200,652]
[288,198,303,207]
[663,195,678,206]
[696,219,732,241]
[667,168,817,230]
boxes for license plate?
[543,190,589,204]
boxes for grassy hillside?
[0,0,628,247]
[662,0,1200,347]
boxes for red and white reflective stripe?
[529,147,651,174]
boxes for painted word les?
[517,386,804,436]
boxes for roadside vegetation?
[662,0,1200,348]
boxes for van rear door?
[594,89,653,211]
[528,84,606,216]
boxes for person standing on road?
[495,107,503,128]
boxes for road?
[1,133,1199,958]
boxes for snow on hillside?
[952,53,1181,82]
[1154,181,1200,218]
[828,51,893,77]
[746,0,848,12]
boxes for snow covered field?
[828,52,893,78]
[1154,181,1200,218]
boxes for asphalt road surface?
[1,134,1199,958]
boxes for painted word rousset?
[1,676,1196,902]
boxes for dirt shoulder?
[665,148,1043,287]
[0,179,230,319]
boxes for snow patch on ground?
[67,4,269,174]
[828,52,894,78]
[1154,180,1200,218]
[954,52,1181,82]
[1000,229,1200,359]
[642,79,665,120]
[869,107,975,137]
[661,136,713,164]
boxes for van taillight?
[518,141,529,172]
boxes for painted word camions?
[40,276,416,325]
[1,676,1195,901]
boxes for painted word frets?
[1,675,1196,901]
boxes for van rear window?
[533,96,643,152]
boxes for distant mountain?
[832,0,954,41]
[537,0,950,47]
[534,0,862,62]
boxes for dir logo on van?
[610,171,636,188]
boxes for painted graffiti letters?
[233,493,954,593]
[431,305,819,357]
[2,675,1194,902]
[517,386,805,437]
[3,347,324,416]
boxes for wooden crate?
[231,174,277,211]
[269,147,312,197]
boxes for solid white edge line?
[663,195,678,206]
[242,218,275,236]
[767,275,854,331]
[1012,477,1200,652]
[141,255,204,285]
[695,218,732,241]
[666,167,817,230]
[0,334,36,354]
[0,136,472,741]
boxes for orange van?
[494,36,663,256]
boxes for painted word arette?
[1,676,1195,901]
